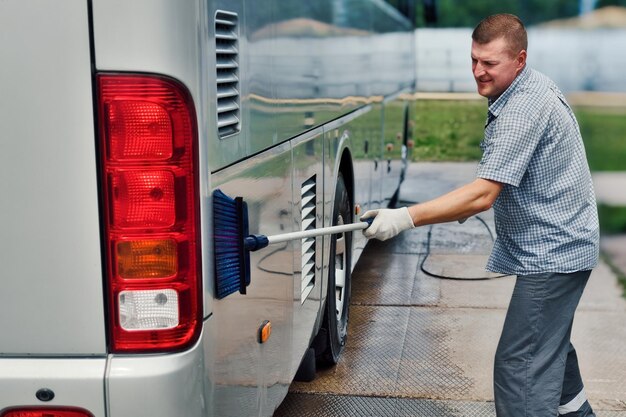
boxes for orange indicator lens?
[116,239,177,278]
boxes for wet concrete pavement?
[274,162,626,417]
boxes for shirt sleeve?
[476,100,549,187]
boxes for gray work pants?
[494,270,595,417]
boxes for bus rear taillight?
[97,74,201,353]
[0,408,94,417]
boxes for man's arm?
[408,178,503,226]
[362,178,503,241]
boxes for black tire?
[317,172,352,366]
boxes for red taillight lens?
[97,73,201,353]
[107,100,173,161]
[110,170,177,228]
[0,408,93,417]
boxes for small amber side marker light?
[355,204,361,216]
[258,320,271,344]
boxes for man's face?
[471,37,526,100]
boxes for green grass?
[576,107,626,172]
[408,100,626,171]
[598,204,626,235]
[409,100,486,161]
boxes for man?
[362,14,599,417]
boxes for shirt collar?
[488,66,530,118]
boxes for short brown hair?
[472,14,527,57]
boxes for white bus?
[0,1,432,416]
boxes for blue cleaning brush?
[212,189,373,299]
[213,189,251,299]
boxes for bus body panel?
[207,0,248,167]
[204,0,417,170]
[368,101,385,214]
[107,337,207,417]
[324,108,376,264]
[209,141,295,417]
[0,358,106,416]
[92,0,202,90]
[290,128,327,373]
[382,95,412,205]
[0,0,416,415]
[0,0,106,356]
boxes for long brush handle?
[269,220,372,243]
[244,219,373,251]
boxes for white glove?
[361,207,415,241]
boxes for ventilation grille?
[215,11,240,138]
[301,176,316,302]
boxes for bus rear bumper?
[0,357,107,416]
[106,325,210,417]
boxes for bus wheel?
[318,172,352,366]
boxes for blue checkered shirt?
[476,66,599,275]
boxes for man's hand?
[361,207,415,241]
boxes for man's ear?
[516,50,527,72]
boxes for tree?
[425,0,580,27]
[596,0,626,7]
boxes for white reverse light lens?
[118,289,179,330]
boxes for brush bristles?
[213,189,250,299]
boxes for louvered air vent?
[301,176,316,303]
[215,11,240,138]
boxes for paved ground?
[593,172,626,206]
[274,162,626,417]
[603,235,626,280]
